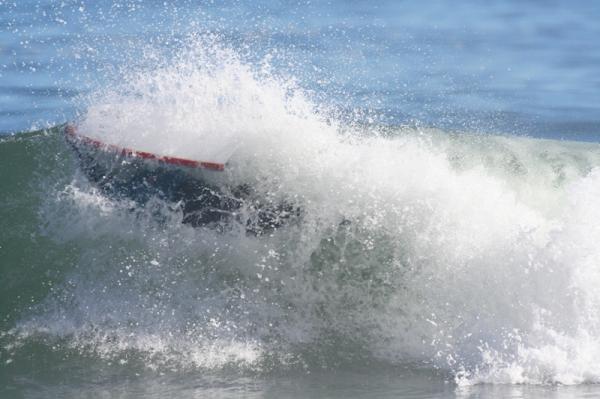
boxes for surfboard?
[64,124,227,171]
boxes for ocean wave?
[3,36,600,386]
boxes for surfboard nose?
[64,124,226,171]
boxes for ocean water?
[2,1,600,398]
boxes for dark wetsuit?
[69,137,298,234]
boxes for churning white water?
[13,37,600,386]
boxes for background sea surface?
[2,1,600,398]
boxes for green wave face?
[0,128,77,328]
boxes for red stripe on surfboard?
[65,124,225,171]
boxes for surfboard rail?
[64,124,225,171]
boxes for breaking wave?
[3,36,600,386]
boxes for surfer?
[65,125,298,234]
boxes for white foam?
[78,36,334,165]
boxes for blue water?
[2,0,600,139]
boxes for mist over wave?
[5,36,600,387]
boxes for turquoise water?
[3,1,600,398]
